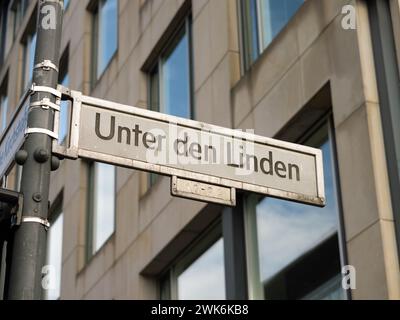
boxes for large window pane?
[96,0,117,78]
[23,32,36,90]
[148,20,192,120]
[59,73,69,144]
[250,123,345,300]
[177,238,225,300]
[241,0,259,68]
[147,20,192,187]
[241,0,303,69]
[91,162,115,253]
[0,95,8,133]
[259,0,303,48]
[162,30,191,119]
[45,211,64,300]
[0,1,10,63]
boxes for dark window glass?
[248,123,346,300]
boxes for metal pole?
[7,0,63,300]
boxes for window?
[58,48,70,144]
[0,0,11,63]
[22,30,37,91]
[0,81,8,134]
[149,18,193,119]
[240,0,303,69]
[245,119,346,300]
[88,162,116,256]
[64,0,70,10]
[92,0,118,81]
[148,17,193,186]
[44,202,64,300]
[160,226,226,300]
[12,0,29,40]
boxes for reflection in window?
[89,162,115,254]
[45,206,64,300]
[160,228,226,300]
[59,73,70,144]
[247,122,345,300]
[149,20,192,119]
[23,31,36,90]
[240,0,303,69]
[162,31,191,119]
[259,0,303,48]
[0,93,8,133]
[177,239,225,300]
[148,18,193,187]
[12,0,29,40]
[94,0,117,80]
[0,0,11,63]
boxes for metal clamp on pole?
[34,60,59,73]
[30,84,62,99]
[25,128,59,140]
[30,98,60,111]
[21,217,50,231]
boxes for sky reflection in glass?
[178,239,225,300]
[256,139,338,282]
[24,32,36,88]
[260,0,303,48]
[97,0,117,78]
[45,213,63,300]
[162,32,190,119]
[0,95,8,133]
[93,162,115,252]
[59,74,69,144]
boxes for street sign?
[53,89,325,207]
[0,90,31,181]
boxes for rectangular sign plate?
[171,176,236,206]
[0,91,31,180]
[53,90,325,206]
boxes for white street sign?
[0,92,30,181]
[53,90,325,206]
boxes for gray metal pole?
[7,0,64,300]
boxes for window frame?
[86,161,117,261]
[243,114,350,300]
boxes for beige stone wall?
[0,0,398,299]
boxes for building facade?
[1,0,400,299]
